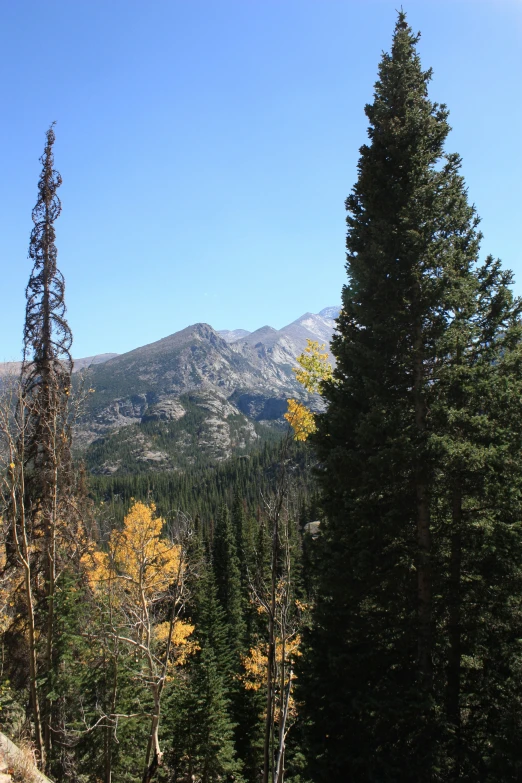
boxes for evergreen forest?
[1,11,522,783]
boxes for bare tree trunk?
[142,682,163,783]
[263,515,278,783]
[260,436,294,783]
[105,642,119,783]
[8,457,45,767]
[276,631,286,773]
[447,489,462,779]
[43,459,58,769]
[141,706,161,783]
[142,571,182,782]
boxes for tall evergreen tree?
[431,258,522,780]
[230,495,265,781]
[213,504,245,657]
[299,13,522,782]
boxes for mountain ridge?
[75,306,340,474]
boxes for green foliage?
[167,562,244,782]
[167,646,243,783]
[213,504,265,780]
[213,504,245,655]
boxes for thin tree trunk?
[142,584,179,782]
[20,518,45,767]
[275,667,292,783]
[447,488,462,779]
[141,707,160,783]
[44,462,58,770]
[106,643,119,783]
[276,630,286,779]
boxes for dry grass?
[2,739,40,783]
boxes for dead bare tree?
[247,433,302,783]
[21,124,76,772]
[0,125,82,773]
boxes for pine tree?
[299,12,522,782]
[213,504,264,778]
[232,493,255,604]
[167,561,242,782]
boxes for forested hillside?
[89,438,316,532]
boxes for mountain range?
[1,307,340,475]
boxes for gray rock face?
[141,399,186,422]
[232,392,289,421]
[319,305,341,319]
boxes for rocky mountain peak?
[2,306,340,475]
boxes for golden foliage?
[284,399,317,441]
[241,634,301,693]
[83,501,182,599]
[285,339,333,441]
[154,620,198,665]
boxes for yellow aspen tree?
[285,340,333,441]
[82,501,195,783]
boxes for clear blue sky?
[1,0,521,360]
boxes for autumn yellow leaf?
[285,340,334,441]
[284,399,317,441]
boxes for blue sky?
[1,0,521,360]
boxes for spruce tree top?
[331,11,480,402]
